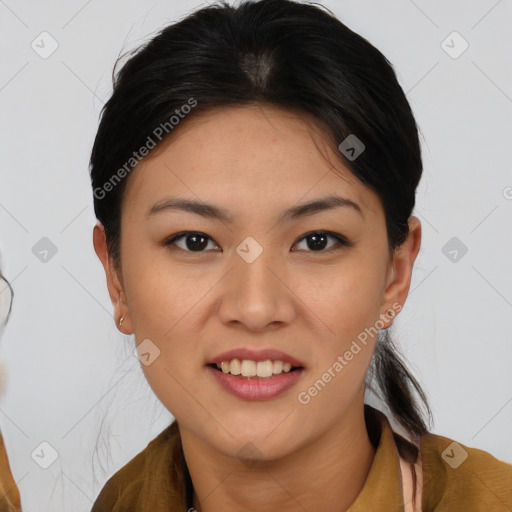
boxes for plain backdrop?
[1,0,511,510]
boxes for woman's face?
[95,104,419,461]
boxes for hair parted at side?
[89,0,432,469]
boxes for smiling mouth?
[207,360,304,379]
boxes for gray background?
[1,0,511,510]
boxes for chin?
[215,434,298,465]
[219,416,302,460]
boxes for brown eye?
[164,232,219,252]
[292,231,351,252]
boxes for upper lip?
[207,348,305,367]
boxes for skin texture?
[94,104,421,512]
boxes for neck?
[180,390,377,512]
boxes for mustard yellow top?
[91,406,512,511]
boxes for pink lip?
[206,348,305,367]
[206,365,305,400]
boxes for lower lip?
[206,366,305,400]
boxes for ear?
[379,216,422,328]
[93,222,133,334]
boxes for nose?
[216,246,296,332]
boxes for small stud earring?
[119,315,125,326]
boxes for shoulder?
[91,422,179,512]
[420,431,512,511]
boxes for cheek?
[139,357,198,422]
[295,267,380,417]
[121,241,204,337]
[294,256,386,345]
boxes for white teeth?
[241,360,257,377]
[214,359,298,377]
[257,360,273,378]
[230,359,241,375]
[273,360,283,374]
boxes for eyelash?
[162,230,352,254]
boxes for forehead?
[122,105,382,219]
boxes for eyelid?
[163,230,352,253]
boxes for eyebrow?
[146,195,364,223]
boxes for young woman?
[89,0,512,510]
